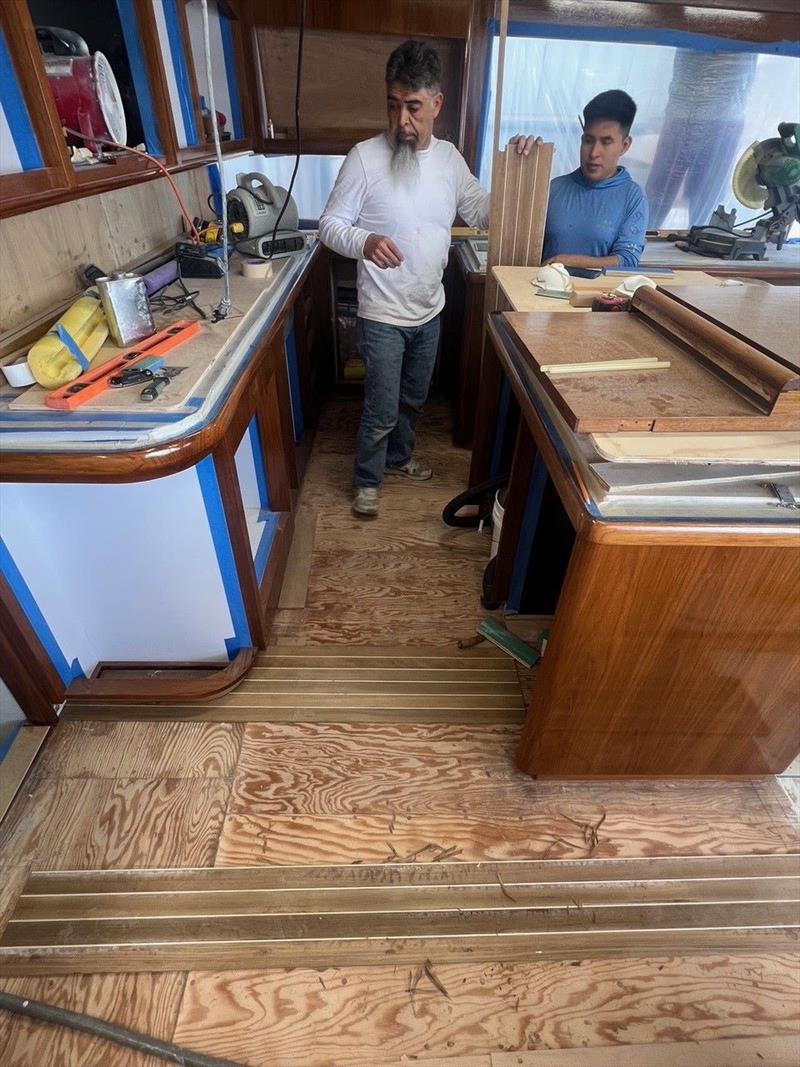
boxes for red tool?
[45,320,201,411]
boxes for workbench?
[0,244,332,721]
[470,268,800,777]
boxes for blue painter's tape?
[195,456,250,657]
[489,377,510,480]
[54,324,89,371]
[0,29,43,170]
[163,0,199,146]
[0,724,24,765]
[115,0,163,155]
[207,163,223,218]
[247,416,270,510]
[489,18,800,58]
[507,453,547,614]
[284,327,304,442]
[0,538,84,685]
[254,512,278,584]
[219,13,244,139]
[474,19,494,180]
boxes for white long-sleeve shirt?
[319,133,489,327]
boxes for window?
[478,28,800,232]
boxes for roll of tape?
[2,359,36,387]
[241,259,272,280]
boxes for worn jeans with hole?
[354,315,440,489]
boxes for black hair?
[385,39,442,92]
[583,90,637,136]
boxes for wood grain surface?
[172,957,800,1067]
[2,854,796,973]
[663,284,800,374]
[2,391,799,1062]
[502,311,792,433]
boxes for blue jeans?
[354,315,440,488]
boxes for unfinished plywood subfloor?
[2,397,799,1065]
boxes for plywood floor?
[1,395,799,1067]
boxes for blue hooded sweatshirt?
[542,167,648,271]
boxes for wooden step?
[2,854,797,975]
[64,644,527,723]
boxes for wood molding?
[63,647,255,704]
[132,0,180,166]
[2,853,797,974]
[212,444,268,649]
[0,0,72,201]
[0,577,62,725]
[461,0,493,171]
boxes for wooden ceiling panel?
[258,27,464,145]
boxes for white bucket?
[490,488,507,559]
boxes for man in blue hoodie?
[541,90,647,272]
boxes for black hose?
[441,473,508,528]
[0,992,244,1067]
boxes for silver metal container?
[96,272,155,346]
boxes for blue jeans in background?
[354,315,440,489]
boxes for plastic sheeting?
[478,36,799,231]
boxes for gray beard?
[390,139,419,183]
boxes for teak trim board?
[1,854,797,975]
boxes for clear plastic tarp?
[477,35,799,232]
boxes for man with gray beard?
[319,39,536,516]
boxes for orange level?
[45,320,202,412]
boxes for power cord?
[266,0,305,260]
[200,0,230,322]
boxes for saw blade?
[732,143,767,209]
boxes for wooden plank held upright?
[469,140,554,487]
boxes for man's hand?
[363,234,404,269]
[508,134,544,157]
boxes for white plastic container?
[490,488,507,559]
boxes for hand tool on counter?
[139,367,186,402]
[108,356,166,386]
[45,320,200,411]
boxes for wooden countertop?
[492,266,745,313]
[0,245,318,479]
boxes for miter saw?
[684,122,800,260]
[227,172,305,259]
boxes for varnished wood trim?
[212,446,267,648]
[63,647,254,704]
[461,0,492,171]
[132,0,180,166]
[3,854,797,975]
[0,252,318,483]
[0,577,62,723]
[176,0,207,151]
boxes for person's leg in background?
[353,318,406,514]
[385,314,440,480]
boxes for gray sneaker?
[384,460,433,481]
[353,487,380,516]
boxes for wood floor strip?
[0,728,48,825]
[277,507,317,609]
[3,855,797,974]
[62,704,526,724]
[490,1035,800,1066]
